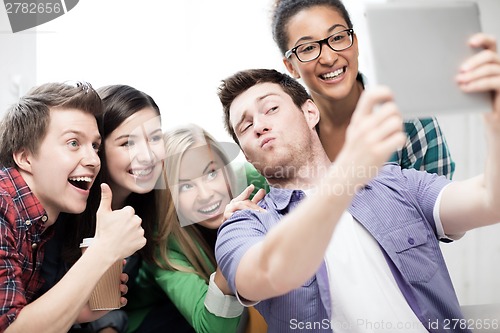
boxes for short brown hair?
[217,69,311,144]
[0,81,102,167]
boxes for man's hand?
[93,184,146,262]
[333,86,406,192]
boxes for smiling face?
[21,108,101,222]
[283,5,359,102]
[104,107,165,206]
[176,143,232,229]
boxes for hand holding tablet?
[364,1,491,118]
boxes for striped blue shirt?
[216,164,468,333]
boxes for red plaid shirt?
[0,167,53,331]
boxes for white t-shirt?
[324,211,428,333]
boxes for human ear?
[283,58,301,79]
[13,149,33,173]
[302,100,320,129]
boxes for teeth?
[131,168,153,177]
[68,176,92,182]
[199,202,221,214]
[322,68,344,80]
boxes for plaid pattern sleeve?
[0,168,49,331]
[0,194,27,330]
[388,117,455,179]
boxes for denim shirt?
[216,164,469,333]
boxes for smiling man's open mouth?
[68,176,93,190]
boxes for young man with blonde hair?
[0,82,146,332]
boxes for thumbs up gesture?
[93,183,146,261]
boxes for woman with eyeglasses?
[271,0,455,178]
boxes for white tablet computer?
[364,1,491,118]
[389,0,500,39]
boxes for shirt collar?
[265,186,307,211]
[1,167,48,228]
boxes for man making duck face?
[215,31,500,333]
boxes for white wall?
[4,0,498,306]
[34,0,282,142]
[0,7,36,117]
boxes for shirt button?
[408,237,415,245]
[25,220,31,226]
[41,215,48,222]
[32,243,38,250]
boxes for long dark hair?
[63,85,162,264]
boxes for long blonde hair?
[154,124,238,281]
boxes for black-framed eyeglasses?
[285,29,354,63]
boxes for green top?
[243,162,269,198]
[125,237,241,333]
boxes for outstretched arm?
[226,88,406,302]
[441,33,500,235]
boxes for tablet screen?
[364,1,491,118]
